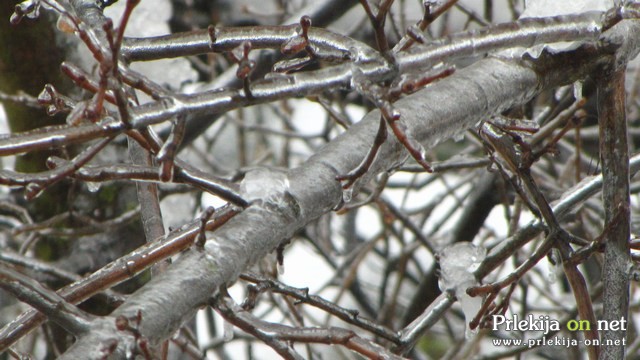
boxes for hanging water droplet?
[390,108,401,121]
[342,187,354,203]
[573,81,583,100]
[277,261,285,275]
[547,262,558,284]
[86,181,101,193]
[438,243,487,339]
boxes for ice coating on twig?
[438,242,487,338]
[515,0,613,57]
[240,167,291,205]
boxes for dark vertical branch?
[129,138,166,269]
[359,0,394,54]
[597,63,631,360]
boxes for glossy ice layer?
[438,243,487,338]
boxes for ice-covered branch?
[597,49,631,360]
[398,152,640,354]
[0,206,239,352]
[0,263,93,337]
[0,10,627,157]
[57,16,640,359]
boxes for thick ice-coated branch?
[0,263,93,336]
[122,25,379,63]
[58,18,640,359]
[0,10,624,158]
[132,0,359,144]
[397,152,640,354]
[0,206,239,352]
[398,11,605,71]
[597,54,631,360]
[121,11,607,65]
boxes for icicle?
[342,187,354,204]
[547,248,561,284]
[223,320,234,341]
[547,262,558,284]
[86,181,101,193]
[573,81,583,100]
[438,243,487,338]
[418,144,428,161]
